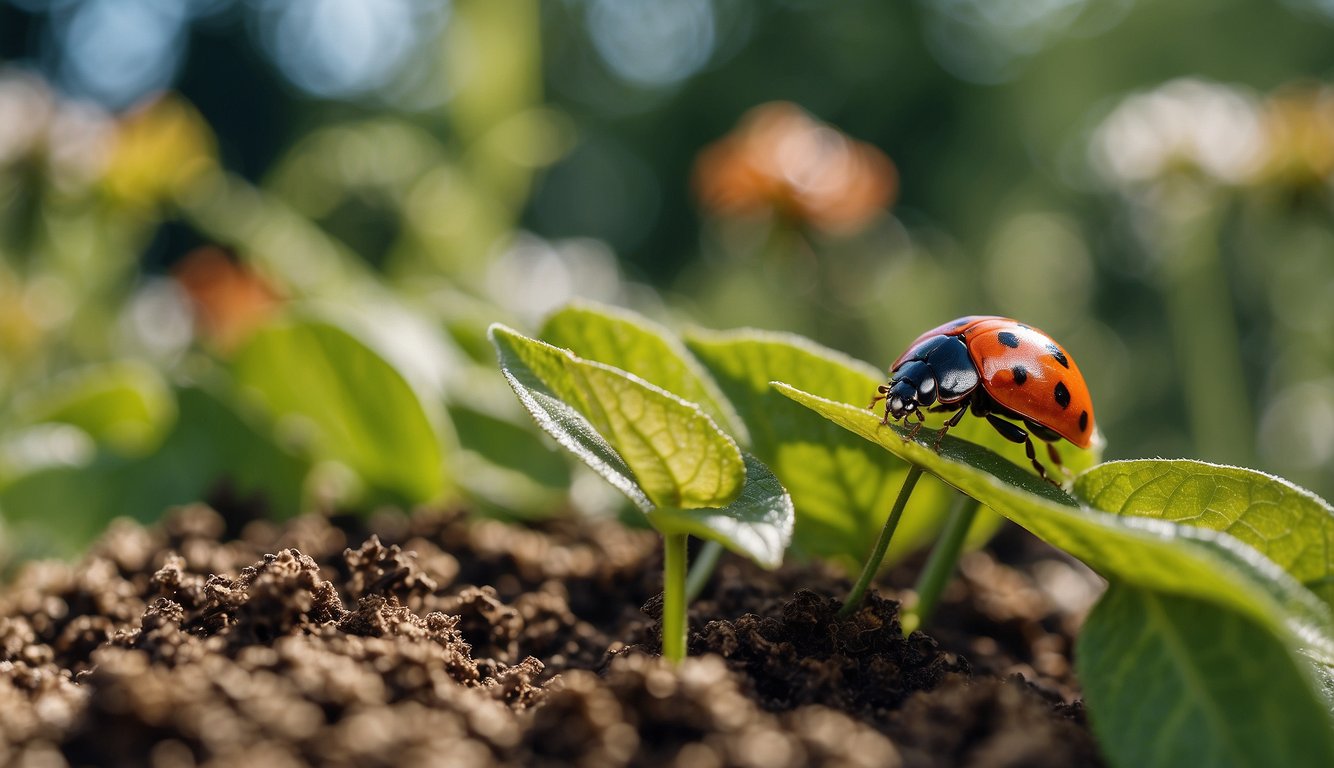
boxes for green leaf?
[232,318,448,506]
[489,323,744,510]
[0,385,309,558]
[648,454,794,569]
[1079,583,1334,768]
[686,328,974,563]
[447,403,572,517]
[774,384,1334,663]
[12,360,175,457]
[1076,460,1334,609]
[540,302,745,439]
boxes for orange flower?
[172,246,281,352]
[693,102,897,235]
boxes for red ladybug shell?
[893,316,1096,448]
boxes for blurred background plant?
[2,0,1334,561]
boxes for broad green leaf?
[649,454,794,569]
[0,386,309,558]
[490,324,744,510]
[540,302,745,439]
[775,384,1334,665]
[685,328,979,563]
[233,319,447,506]
[489,324,791,566]
[1076,460,1334,609]
[448,404,571,490]
[447,403,572,517]
[1080,583,1334,768]
[12,360,175,457]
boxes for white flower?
[1089,78,1265,188]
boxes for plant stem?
[901,494,980,635]
[661,532,689,663]
[838,465,924,619]
[1160,195,1252,465]
[684,539,723,603]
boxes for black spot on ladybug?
[1046,343,1069,368]
[1054,382,1071,409]
[1011,365,1028,385]
[997,331,1020,348]
[1079,410,1089,432]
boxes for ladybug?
[870,316,1095,482]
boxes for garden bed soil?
[0,504,1106,767]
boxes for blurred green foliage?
[2,0,1334,558]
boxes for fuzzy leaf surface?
[541,302,745,439]
[1076,460,1334,608]
[491,325,790,565]
[490,324,743,511]
[648,454,794,569]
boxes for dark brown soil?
[0,505,1106,767]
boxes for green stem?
[661,532,689,663]
[901,494,980,635]
[838,464,925,619]
[684,539,723,603]
[1161,197,1252,465]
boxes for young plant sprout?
[488,322,793,663]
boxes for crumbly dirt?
[0,505,1106,767]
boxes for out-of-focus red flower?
[172,246,281,352]
[693,102,897,235]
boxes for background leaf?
[540,301,746,439]
[490,323,744,510]
[0,385,309,558]
[232,317,448,506]
[1075,460,1334,609]
[1080,583,1334,768]
[10,360,175,457]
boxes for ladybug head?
[883,360,937,421]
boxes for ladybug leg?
[906,408,927,441]
[931,405,968,449]
[983,414,1056,485]
[1044,441,1071,480]
[1025,419,1074,482]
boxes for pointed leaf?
[1080,583,1334,768]
[541,302,746,439]
[489,324,743,510]
[233,319,447,506]
[1076,460,1334,609]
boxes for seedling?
[488,323,792,662]
[489,304,1334,764]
